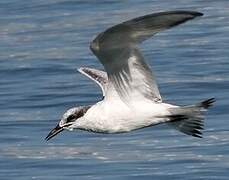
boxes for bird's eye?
[66,115,75,122]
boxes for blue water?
[0,0,228,179]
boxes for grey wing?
[90,11,203,102]
[78,67,108,96]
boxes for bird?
[45,10,215,141]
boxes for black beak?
[45,124,64,141]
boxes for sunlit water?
[0,0,228,179]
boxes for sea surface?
[0,0,228,179]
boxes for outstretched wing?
[90,11,203,102]
[78,67,108,96]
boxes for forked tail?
[167,98,215,138]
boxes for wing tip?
[77,67,83,73]
[169,10,203,17]
[77,67,84,71]
[167,10,204,29]
[200,98,216,109]
[78,67,92,75]
[188,11,204,17]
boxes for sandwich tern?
[46,10,215,141]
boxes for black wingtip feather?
[191,11,204,17]
[169,11,203,17]
[191,129,203,138]
[200,98,216,109]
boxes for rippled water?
[0,0,228,179]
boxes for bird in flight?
[46,10,215,141]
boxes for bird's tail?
[167,98,215,138]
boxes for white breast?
[74,98,175,133]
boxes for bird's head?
[45,106,90,141]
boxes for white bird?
[46,10,215,141]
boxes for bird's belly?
[81,100,173,133]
